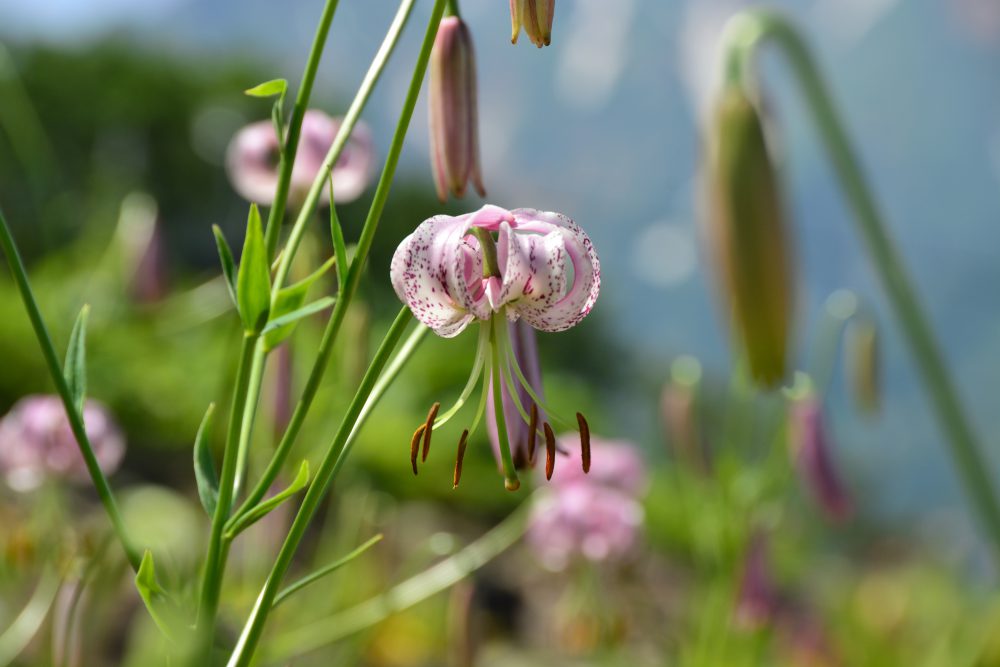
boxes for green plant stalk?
[196,331,260,647]
[262,0,342,259]
[266,499,532,662]
[232,344,267,500]
[0,568,61,665]
[229,0,420,511]
[230,0,445,527]
[0,206,140,571]
[226,308,413,666]
[721,9,1000,560]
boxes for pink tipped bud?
[510,0,555,47]
[704,87,794,387]
[429,16,485,202]
[788,396,852,522]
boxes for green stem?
[0,568,61,665]
[472,227,500,278]
[231,0,445,526]
[262,0,342,259]
[233,346,267,500]
[0,206,140,571]
[265,499,532,662]
[491,317,520,491]
[196,331,259,650]
[721,9,1000,561]
[226,308,414,666]
[271,0,419,292]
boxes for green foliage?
[193,403,219,517]
[236,204,270,334]
[63,303,89,413]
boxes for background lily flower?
[788,396,853,522]
[0,395,125,492]
[510,0,555,47]
[429,15,484,202]
[547,435,648,496]
[390,205,600,338]
[226,109,374,206]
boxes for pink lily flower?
[391,204,600,490]
[225,109,374,206]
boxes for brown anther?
[422,402,440,463]
[544,422,556,480]
[453,429,469,489]
[527,403,539,465]
[577,412,591,474]
[410,424,426,476]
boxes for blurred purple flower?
[734,531,781,630]
[528,439,646,569]
[226,110,374,206]
[0,395,125,492]
[789,397,852,522]
[487,320,545,470]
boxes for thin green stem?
[271,0,419,292]
[263,0,342,259]
[472,227,499,278]
[231,0,445,528]
[273,534,384,607]
[0,206,139,571]
[196,331,260,650]
[0,568,61,665]
[226,308,414,666]
[265,499,532,663]
[721,9,1000,562]
[233,346,268,499]
[491,317,520,491]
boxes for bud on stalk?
[704,86,794,387]
[429,16,485,202]
[847,319,880,414]
[510,0,555,48]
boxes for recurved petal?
[506,209,601,332]
[391,215,480,337]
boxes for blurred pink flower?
[789,397,852,522]
[734,531,781,630]
[226,110,374,206]
[547,436,647,496]
[0,395,125,492]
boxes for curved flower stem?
[262,0,342,259]
[230,0,446,527]
[226,308,413,666]
[720,9,1000,561]
[196,331,260,650]
[491,316,520,491]
[232,344,268,500]
[265,499,532,663]
[0,206,140,571]
[0,568,62,665]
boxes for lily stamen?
[544,422,556,480]
[410,424,426,475]
[453,429,469,489]
[577,412,591,473]
[422,402,440,463]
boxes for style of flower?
[429,15,485,202]
[527,438,646,570]
[226,109,374,206]
[0,395,125,492]
[390,204,600,490]
[788,396,852,522]
[510,0,556,48]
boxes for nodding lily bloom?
[510,0,555,47]
[0,396,125,493]
[391,204,600,490]
[226,109,374,206]
[429,15,485,202]
[788,396,852,522]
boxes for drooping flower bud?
[429,16,485,202]
[509,0,555,48]
[847,319,880,415]
[788,395,852,522]
[704,86,793,387]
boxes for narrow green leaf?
[261,297,336,338]
[273,534,383,607]
[262,257,337,350]
[212,225,238,307]
[226,461,310,539]
[63,304,89,414]
[236,204,271,333]
[328,177,348,288]
[134,551,179,642]
[193,403,218,517]
[244,78,288,98]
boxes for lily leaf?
[134,551,186,642]
[262,256,337,350]
[226,461,310,539]
[273,534,383,607]
[329,177,348,288]
[212,225,238,308]
[63,304,89,414]
[261,297,336,339]
[236,204,271,334]
[244,78,287,98]
[193,403,218,517]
